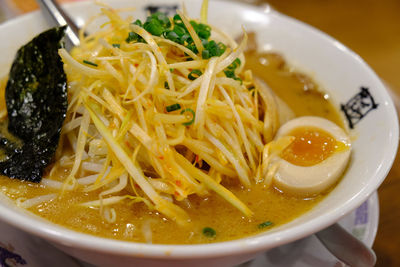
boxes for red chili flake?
[195,155,199,163]
[175,180,182,187]
[158,155,164,160]
[125,141,132,149]
[135,184,140,189]
[174,191,179,197]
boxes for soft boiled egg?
[271,116,351,196]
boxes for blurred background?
[0,0,399,266]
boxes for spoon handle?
[35,0,80,47]
[315,223,376,267]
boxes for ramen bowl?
[0,0,398,266]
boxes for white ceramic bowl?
[0,1,398,266]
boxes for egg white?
[271,116,351,196]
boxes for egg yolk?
[280,127,337,166]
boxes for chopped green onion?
[181,34,192,44]
[132,19,143,27]
[190,21,211,40]
[148,12,171,28]
[112,43,120,48]
[217,42,227,54]
[234,77,243,84]
[224,60,242,83]
[173,25,186,37]
[202,40,226,59]
[173,14,184,26]
[202,49,210,59]
[166,103,181,112]
[186,43,198,54]
[142,12,171,37]
[188,69,202,80]
[164,81,170,89]
[126,20,145,43]
[164,30,180,42]
[126,31,139,43]
[144,19,164,36]
[83,60,98,67]
[198,29,210,39]
[128,12,227,59]
[258,221,273,229]
[235,57,241,65]
[228,58,241,70]
[224,70,235,78]
[202,227,216,238]
[180,108,195,126]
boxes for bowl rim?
[0,0,398,259]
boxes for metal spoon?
[315,223,377,267]
[35,0,80,49]
[34,1,377,266]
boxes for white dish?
[0,1,397,266]
[0,192,379,267]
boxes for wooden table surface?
[263,1,400,266]
[1,0,400,266]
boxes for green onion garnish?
[186,43,198,54]
[188,69,202,80]
[180,108,195,126]
[149,12,171,28]
[202,227,216,238]
[228,58,241,70]
[258,221,273,229]
[112,43,120,48]
[202,40,226,59]
[164,81,170,89]
[173,14,184,26]
[142,12,171,37]
[126,32,135,43]
[173,25,186,37]
[164,30,180,43]
[224,69,235,78]
[126,31,143,43]
[83,60,98,67]
[234,77,243,84]
[126,20,144,43]
[125,12,227,60]
[132,19,143,27]
[144,19,164,36]
[223,58,243,83]
[202,49,210,59]
[166,103,181,112]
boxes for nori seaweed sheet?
[0,26,67,182]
